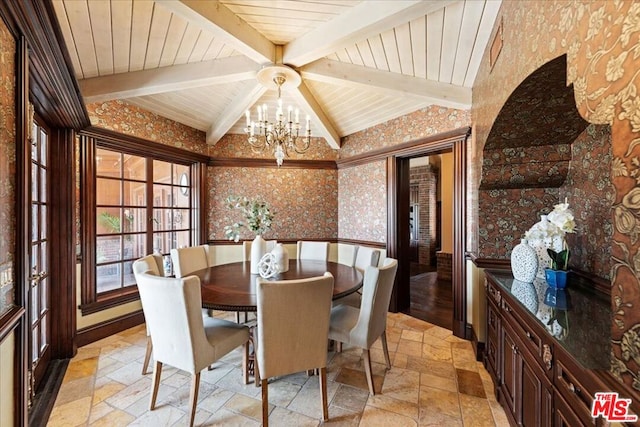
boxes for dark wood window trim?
[79,128,208,315]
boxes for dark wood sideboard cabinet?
[484,270,619,426]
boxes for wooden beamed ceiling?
[52,0,501,149]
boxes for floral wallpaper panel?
[0,18,15,318]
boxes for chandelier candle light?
[245,65,311,166]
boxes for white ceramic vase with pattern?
[510,239,538,283]
[250,235,266,274]
[526,215,564,279]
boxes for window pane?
[41,276,48,314]
[31,166,37,201]
[174,187,189,208]
[153,184,173,207]
[97,236,122,263]
[152,208,172,231]
[172,209,190,230]
[175,164,189,182]
[40,205,47,241]
[31,124,38,159]
[123,154,145,180]
[40,168,46,203]
[40,317,47,351]
[32,329,38,360]
[96,178,121,205]
[31,286,38,324]
[153,160,172,183]
[32,205,38,241]
[123,261,135,287]
[174,230,190,249]
[123,233,146,260]
[40,242,47,272]
[40,129,47,166]
[97,208,122,234]
[96,149,121,178]
[97,264,121,293]
[123,180,146,206]
[124,208,147,233]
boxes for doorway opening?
[405,154,454,330]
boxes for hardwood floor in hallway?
[405,263,454,331]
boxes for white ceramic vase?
[510,239,538,283]
[526,215,564,279]
[271,243,289,273]
[250,235,266,274]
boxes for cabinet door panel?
[501,322,519,417]
[521,348,552,427]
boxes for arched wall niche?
[477,54,613,282]
[480,55,588,190]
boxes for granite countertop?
[486,269,611,370]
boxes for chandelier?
[245,65,311,166]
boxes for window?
[80,129,207,313]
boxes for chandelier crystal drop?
[245,72,311,166]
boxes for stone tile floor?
[47,311,509,426]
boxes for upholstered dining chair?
[333,246,381,308]
[255,273,334,427]
[132,254,164,375]
[135,269,250,427]
[296,240,330,261]
[328,258,398,395]
[170,245,209,278]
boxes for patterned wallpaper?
[208,167,338,241]
[209,133,337,161]
[86,100,207,154]
[472,0,640,394]
[0,19,15,317]
[338,106,470,243]
[340,106,470,158]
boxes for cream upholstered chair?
[255,273,334,427]
[333,246,381,308]
[328,258,398,395]
[132,254,164,375]
[135,269,250,427]
[170,245,209,278]
[296,241,330,261]
[242,239,277,261]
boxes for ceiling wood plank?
[357,40,376,69]
[79,56,259,102]
[160,0,276,65]
[290,81,341,149]
[110,0,133,74]
[301,59,471,109]
[283,0,455,67]
[129,0,154,72]
[395,22,413,75]
[173,25,201,64]
[145,4,173,69]
[410,16,426,78]
[380,28,401,74]
[206,83,268,144]
[63,0,99,78]
[439,1,464,83]
[51,0,83,78]
[367,35,389,71]
[426,8,444,81]
[87,0,113,75]
[345,45,364,66]
[464,0,501,87]
[188,31,215,62]
[451,0,485,86]
[159,13,189,67]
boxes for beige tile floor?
[47,311,510,426]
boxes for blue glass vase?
[544,269,568,289]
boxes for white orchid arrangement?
[524,200,575,270]
[223,195,274,242]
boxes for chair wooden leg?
[336,341,342,353]
[319,367,329,421]
[236,311,240,323]
[363,349,375,395]
[381,331,391,369]
[261,379,269,427]
[242,341,249,385]
[188,372,201,427]
[142,337,152,375]
[149,361,163,410]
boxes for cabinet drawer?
[501,295,553,373]
[555,389,590,427]
[555,349,597,425]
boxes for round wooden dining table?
[192,260,363,312]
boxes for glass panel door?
[28,117,51,402]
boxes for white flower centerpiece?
[223,195,275,274]
[524,199,576,287]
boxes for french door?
[28,115,51,402]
